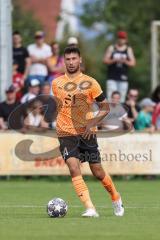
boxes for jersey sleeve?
[90,78,103,100]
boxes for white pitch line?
[0,205,160,209]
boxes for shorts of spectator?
[107,80,128,103]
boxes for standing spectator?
[123,89,140,125]
[135,98,155,132]
[99,91,131,131]
[152,103,160,130]
[21,79,40,103]
[27,31,52,85]
[47,42,64,83]
[0,86,19,129]
[103,31,136,102]
[12,60,24,101]
[13,31,30,80]
[67,37,79,47]
[152,85,160,103]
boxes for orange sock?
[101,174,120,201]
[72,175,95,209]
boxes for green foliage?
[12,0,42,46]
[79,0,160,97]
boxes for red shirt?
[152,103,160,129]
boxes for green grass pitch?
[0,179,160,240]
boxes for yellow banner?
[0,131,159,175]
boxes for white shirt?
[27,112,42,127]
[28,43,52,76]
[21,93,36,103]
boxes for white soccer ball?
[47,198,68,218]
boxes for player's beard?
[66,65,80,74]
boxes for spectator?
[0,85,19,129]
[40,82,57,128]
[99,91,131,131]
[134,98,155,132]
[152,85,160,103]
[12,60,24,101]
[47,42,64,83]
[27,31,52,85]
[103,31,136,102]
[24,100,48,128]
[123,89,140,126]
[152,103,160,130]
[13,31,30,80]
[67,37,79,47]
[21,79,40,103]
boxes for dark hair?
[152,85,160,103]
[64,46,80,56]
[41,81,50,88]
[111,91,121,97]
[13,31,21,36]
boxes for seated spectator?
[27,31,52,85]
[0,85,19,129]
[12,60,24,101]
[40,82,57,128]
[134,98,155,132]
[47,42,64,83]
[13,31,30,81]
[152,103,160,130]
[152,85,160,103]
[21,79,40,103]
[123,89,140,126]
[99,91,131,131]
[24,100,48,128]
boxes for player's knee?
[92,169,104,181]
[68,165,81,177]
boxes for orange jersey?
[52,73,103,137]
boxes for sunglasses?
[35,36,44,39]
[129,94,138,98]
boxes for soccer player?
[52,46,124,217]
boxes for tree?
[79,0,160,97]
[12,0,42,46]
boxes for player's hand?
[82,123,96,140]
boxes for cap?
[67,37,78,45]
[35,31,45,38]
[6,85,16,93]
[117,31,128,39]
[29,79,40,87]
[140,98,156,108]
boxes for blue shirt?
[135,111,152,130]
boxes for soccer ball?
[47,198,68,218]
